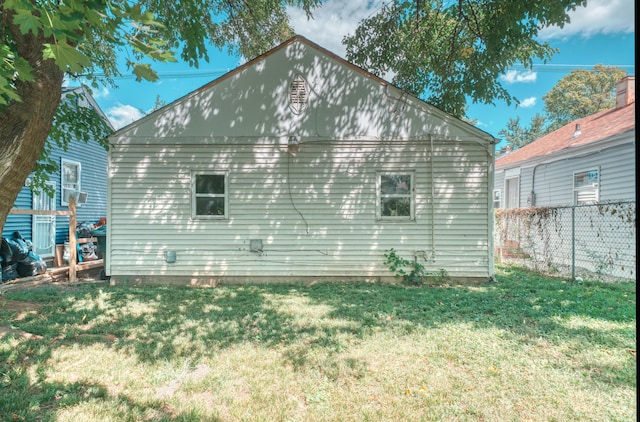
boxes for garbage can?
[91,226,107,260]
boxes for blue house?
[3,86,113,265]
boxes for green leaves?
[344,0,588,119]
[43,43,91,74]
[131,63,159,82]
[542,65,627,132]
[11,9,41,35]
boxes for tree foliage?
[343,0,587,118]
[542,64,627,132]
[498,113,547,151]
[0,0,320,234]
[497,65,628,150]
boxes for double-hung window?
[377,172,415,220]
[574,168,599,205]
[493,189,502,209]
[61,159,81,206]
[192,172,228,219]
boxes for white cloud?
[288,0,634,55]
[500,70,537,84]
[88,86,110,100]
[519,97,537,108]
[288,0,386,58]
[539,0,634,40]
[107,104,145,129]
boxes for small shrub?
[383,248,448,285]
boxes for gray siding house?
[494,77,635,208]
[106,36,496,283]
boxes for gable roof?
[111,35,494,144]
[62,85,115,131]
[496,101,635,168]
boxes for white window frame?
[376,171,415,221]
[493,189,502,209]
[504,176,520,209]
[191,171,229,219]
[61,158,81,206]
[573,168,600,205]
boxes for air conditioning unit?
[63,189,89,205]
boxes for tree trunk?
[0,20,64,236]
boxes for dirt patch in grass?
[1,299,42,313]
[156,364,213,399]
[0,299,44,339]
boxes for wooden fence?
[7,197,101,283]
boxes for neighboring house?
[494,76,635,208]
[106,35,497,283]
[3,85,112,264]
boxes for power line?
[76,68,232,81]
[507,63,635,74]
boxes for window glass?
[196,197,225,216]
[196,174,225,195]
[193,173,227,218]
[574,169,599,204]
[61,159,81,206]
[378,172,414,219]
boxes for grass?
[0,265,636,421]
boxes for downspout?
[487,138,496,279]
[429,135,435,261]
[530,162,545,207]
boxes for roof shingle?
[495,101,635,168]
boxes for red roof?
[495,101,635,168]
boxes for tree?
[498,113,547,151]
[497,65,627,149]
[343,0,587,118]
[0,0,320,235]
[542,64,627,132]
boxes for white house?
[106,35,497,284]
[494,77,635,209]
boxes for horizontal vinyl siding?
[108,139,491,279]
[599,142,635,201]
[525,141,635,207]
[3,186,32,240]
[3,139,107,246]
[53,138,108,244]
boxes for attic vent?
[289,75,308,114]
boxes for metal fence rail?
[495,201,636,281]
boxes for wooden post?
[69,196,77,282]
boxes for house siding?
[54,137,108,244]
[598,141,635,202]
[3,187,32,239]
[4,86,110,253]
[501,139,635,207]
[107,36,495,282]
[3,138,108,245]
[108,138,491,280]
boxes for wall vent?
[289,75,308,114]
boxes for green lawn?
[0,266,636,421]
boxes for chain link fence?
[495,201,636,282]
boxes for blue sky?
[81,0,635,146]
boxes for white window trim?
[504,176,520,209]
[61,158,81,206]
[493,189,502,209]
[573,167,600,205]
[376,171,415,221]
[191,171,229,219]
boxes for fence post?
[571,206,576,281]
[69,196,77,283]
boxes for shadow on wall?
[107,39,492,277]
